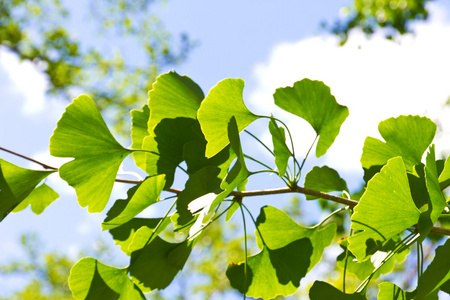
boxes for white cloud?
[249,3,450,173]
[0,48,48,115]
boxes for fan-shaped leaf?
[361,115,436,171]
[273,79,349,157]
[348,157,421,262]
[226,240,313,299]
[69,257,144,300]
[197,78,259,158]
[378,282,407,300]
[102,175,165,230]
[304,166,348,200]
[0,159,55,221]
[49,95,132,212]
[12,183,59,215]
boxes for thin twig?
[0,147,57,170]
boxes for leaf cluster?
[1,71,450,299]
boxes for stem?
[314,207,348,228]
[240,203,248,300]
[244,129,274,157]
[244,154,274,171]
[297,134,318,177]
[343,229,353,293]
[241,203,267,247]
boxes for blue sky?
[1,0,450,297]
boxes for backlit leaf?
[49,95,132,212]
[226,240,313,299]
[129,236,194,292]
[348,157,421,262]
[255,205,336,273]
[361,115,436,170]
[309,281,365,299]
[147,71,203,131]
[130,104,150,171]
[268,117,291,177]
[438,155,450,190]
[414,238,450,299]
[69,257,144,300]
[0,159,55,221]
[304,166,348,200]
[197,78,259,158]
[102,175,165,230]
[273,79,349,157]
[12,183,59,215]
[378,282,407,300]
[418,145,446,241]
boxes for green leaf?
[12,183,59,215]
[348,157,421,262]
[309,281,366,299]
[128,219,172,253]
[130,104,150,171]
[197,78,259,158]
[129,236,194,292]
[69,257,144,300]
[273,79,349,157]
[225,200,240,222]
[208,116,250,213]
[143,118,199,188]
[268,118,291,177]
[226,240,313,299]
[175,166,222,228]
[0,159,55,221]
[438,155,450,190]
[361,115,436,170]
[378,282,407,300]
[418,145,447,241]
[49,95,132,213]
[108,218,162,255]
[102,175,165,230]
[414,238,450,299]
[337,236,410,280]
[147,71,204,132]
[304,166,348,200]
[255,205,336,273]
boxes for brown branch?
[2,146,450,236]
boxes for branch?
[2,146,450,236]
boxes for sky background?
[2,0,450,297]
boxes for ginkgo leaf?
[102,175,165,230]
[69,257,144,300]
[108,218,162,255]
[197,78,260,158]
[378,282,407,300]
[226,240,313,299]
[208,116,250,213]
[361,115,436,171]
[129,236,194,292]
[268,117,291,177]
[255,205,336,273]
[418,145,446,241]
[309,281,366,299]
[143,117,200,188]
[0,159,55,221]
[304,166,348,200]
[438,155,450,190]
[273,79,349,157]
[348,157,421,262]
[414,238,450,299]
[147,71,204,131]
[130,104,150,171]
[12,183,59,215]
[49,95,132,213]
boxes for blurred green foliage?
[329,0,429,44]
[0,0,193,133]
